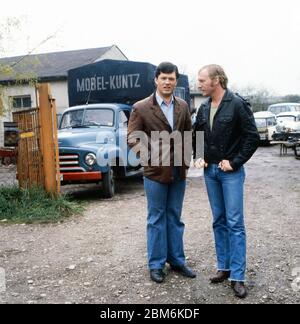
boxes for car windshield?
[60,109,114,129]
[255,119,267,128]
[277,116,296,123]
[291,105,300,112]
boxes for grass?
[0,186,84,224]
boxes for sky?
[1,0,300,95]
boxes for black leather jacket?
[193,90,260,170]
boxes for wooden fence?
[13,108,43,188]
[12,84,60,195]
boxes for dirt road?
[0,145,299,304]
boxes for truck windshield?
[60,109,114,129]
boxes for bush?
[0,186,84,223]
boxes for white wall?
[2,84,37,108]
[193,96,206,109]
[191,93,206,110]
[50,81,69,113]
[95,45,127,62]
[0,85,37,147]
[0,82,68,146]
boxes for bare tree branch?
[9,30,60,68]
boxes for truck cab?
[58,103,141,198]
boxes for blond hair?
[199,64,228,89]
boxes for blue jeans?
[204,164,246,282]
[144,169,186,270]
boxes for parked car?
[272,112,300,142]
[267,102,300,115]
[275,112,300,133]
[253,111,277,144]
[58,103,142,198]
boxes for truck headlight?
[85,153,97,166]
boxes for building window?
[11,95,32,109]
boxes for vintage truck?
[58,103,140,198]
[58,60,190,197]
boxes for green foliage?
[281,95,300,103]
[0,186,84,224]
[0,17,38,117]
[227,86,300,113]
[232,86,272,112]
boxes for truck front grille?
[59,154,85,172]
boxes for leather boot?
[209,270,230,283]
[231,281,247,298]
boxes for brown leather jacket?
[128,94,192,183]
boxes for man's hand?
[194,158,208,169]
[218,160,233,172]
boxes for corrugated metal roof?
[0,46,120,82]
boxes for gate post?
[38,83,60,196]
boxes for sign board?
[68,59,190,109]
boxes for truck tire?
[102,166,115,198]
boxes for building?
[190,91,205,111]
[0,45,128,146]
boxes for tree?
[0,17,58,117]
[0,17,20,57]
[0,17,22,116]
[281,94,300,103]
[232,85,273,112]
[0,18,39,117]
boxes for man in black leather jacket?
[193,64,259,298]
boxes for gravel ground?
[0,145,299,304]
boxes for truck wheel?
[102,166,115,198]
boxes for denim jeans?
[204,164,246,281]
[144,169,186,270]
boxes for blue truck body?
[68,59,190,108]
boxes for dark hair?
[155,62,179,79]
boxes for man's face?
[198,68,217,97]
[155,72,177,98]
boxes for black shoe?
[231,281,247,298]
[210,270,230,283]
[171,264,196,278]
[150,269,165,283]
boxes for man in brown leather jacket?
[128,62,195,283]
